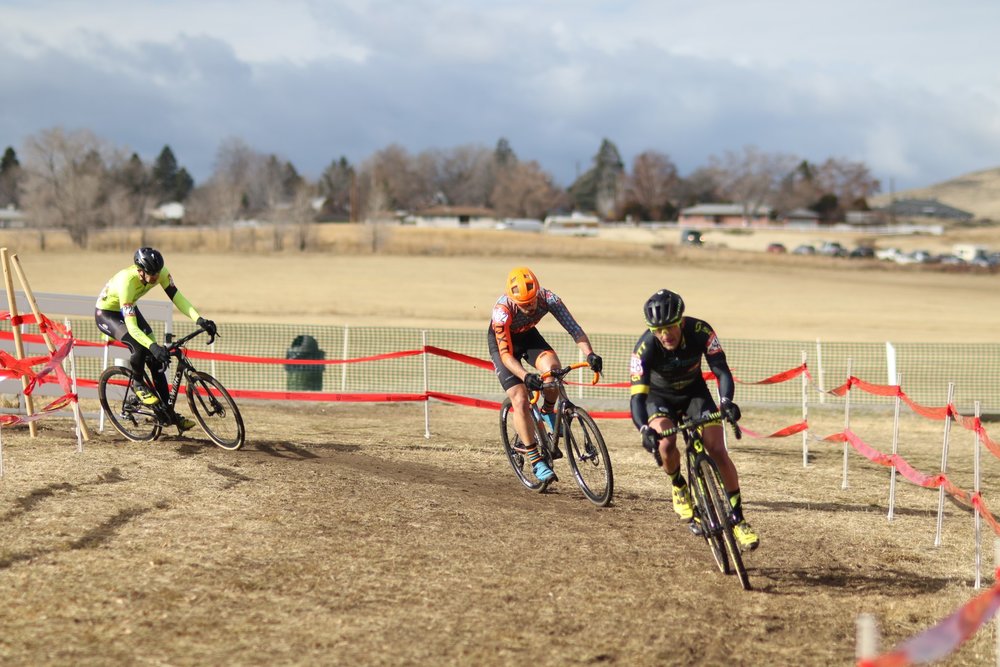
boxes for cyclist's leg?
[523,331,560,425]
[96,309,158,404]
[647,395,693,519]
[490,329,552,480]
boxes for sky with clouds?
[2,0,999,193]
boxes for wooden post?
[1,247,37,437]
[10,253,91,441]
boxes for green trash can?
[285,335,326,391]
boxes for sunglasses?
[648,321,681,334]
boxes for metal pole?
[841,358,852,490]
[934,382,956,547]
[888,373,902,522]
[974,401,982,589]
[340,325,349,392]
[422,330,430,439]
[801,350,809,468]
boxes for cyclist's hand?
[523,373,544,391]
[640,425,661,453]
[197,317,217,337]
[149,342,170,364]
[721,399,741,423]
[586,352,603,374]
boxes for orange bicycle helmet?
[505,266,540,305]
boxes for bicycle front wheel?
[98,366,162,442]
[562,407,613,507]
[688,452,731,576]
[186,371,246,450]
[499,398,549,492]
[699,457,751,590]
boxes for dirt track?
[0,401,995,665]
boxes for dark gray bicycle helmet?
[133,247,165,274]
[644,289,685,328]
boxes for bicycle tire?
[186,371,246,450]
[687,450,731,575]
[698,457,751,590]
[562,407,613,507]
[98,366,163,442]
[499,398,551,492]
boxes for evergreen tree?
[0,146,21,207]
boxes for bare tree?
[707,145,800,222]
[20,127,125,247]
[491,160,564,219]
[430,144,495,206]
[625,151,680,221]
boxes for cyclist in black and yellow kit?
[95,248,216,432]
[489,267,602,483]
[630,289,759,550]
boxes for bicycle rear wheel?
[687,452,731,575]
[499,398,550,492]
[98,366,163,442]
[562,407,613,507]
[186,371,246,450]
[699,457,751,590]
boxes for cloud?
[2,0,1000,191]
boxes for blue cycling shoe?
[540,411,557,433]
[533,460,557,483]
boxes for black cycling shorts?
[487,326,553,391]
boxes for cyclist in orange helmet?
[489,266,602,483]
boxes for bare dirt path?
[0,401,994,665]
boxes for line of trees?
[0,127,882,248]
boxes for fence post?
[841,358,853,490]
[974,401,982,589]
[422,330,431,439]
[815,339,826,404]
[340,325,349,392]
[934,382,956,547]
[885,341,897,386]
[801,350,809,468]
[856,612,879,662]
[888,373,902,522]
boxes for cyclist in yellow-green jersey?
[95,247,216,431]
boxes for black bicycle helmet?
[133,247,165,274]
[643,289,685,328]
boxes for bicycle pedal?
[688,519,703,537]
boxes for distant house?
[780,207,820,227]
[882,198,973,221]
[405,206,498,228]
[678,203,772,227]
[543,212,600,236]
[149,201,185,224]
[0,206,27,228]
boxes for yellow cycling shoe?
[733,520,760,551]
[133,386,160,406]
[671,484,694,520]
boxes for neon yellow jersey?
[96,265,201,348]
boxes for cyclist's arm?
[628,334,654,430]
[703,327,735,403]
[544,291,587,345]
[159,269,202,322]
[491,304,530,380]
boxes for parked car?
[818,241,848,257]
[876,247,904,261]
[766,242,787,254]
[792,244,816,255]
[849,246,875,259]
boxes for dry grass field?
[2,227,1000,665]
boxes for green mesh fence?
[6,318,999,415]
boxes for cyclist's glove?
[640,425,660,453]
[587,352,603,373]
[148,342,170,364]
[720,398,741,423]
[197,317,217,337]
[523,372,545,391]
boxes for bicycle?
[499,362,613,507]
[658,410,751,590]
[98,328,246,450]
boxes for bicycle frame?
[531,361,599,455]
[659,410,751,590]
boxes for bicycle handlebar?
[658,410,743,441]
[540,361,601,386]
[166,326,217,355]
